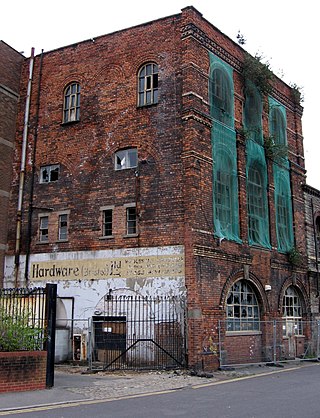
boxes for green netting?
[209,52,240,242]
[269,97,287,145]
[246,139,271,248]
[243,82,263,144]
[269,97,294,252]
[209,53,234,128]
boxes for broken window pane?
[226,280,260,332]
[115,149,137,170]
[39,216,49,242]
[138,63,159,106]
[40,165,60,183]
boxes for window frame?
[39,215,49,243]
[215,156,233,235]
[226,280,260,333]
[247,164,267,245]
[100,206,114,238]
[63,82,81,123]
[40,164,60,184]
[115,148,138,171]
[58,213,69,241]
[210,67,233,126]
[138,63,159,107]
[282,286,303,337]
[270,107,287,146]
[125,204,137,236]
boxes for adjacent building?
[0,41,24,287]
[3,7,318,369]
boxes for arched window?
[138,63,158,106]
[244,83,262,144]
[63,82,80,123]
[282,286,303,336]
[270,107,286,145]
[210,67,233,126]
[226,280,260,332]
[247,163,269,246]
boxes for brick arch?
[135,56,160,76]
[96,140,163,175]
[220,269,270,315]
[278,277,310,316]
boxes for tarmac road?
[0,362,319,417]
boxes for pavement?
[0,362,312,413]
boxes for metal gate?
[89,295,187,371]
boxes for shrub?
[0,308,45,352]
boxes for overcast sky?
[2,0,318,189]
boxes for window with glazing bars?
[215,164,232,234]
[39,216,49,242]
[270,107,286,145]
[247,165,265,245]
[63,83,80,123]
[58,214,68,240]
[282,286,303,336]
[138,63,158,106]
[211,68,232,126]
[103,209,113,237]
[276,180,291,250]
[244,84,262,144]
[126,206,137,235]
[226,280,260,332]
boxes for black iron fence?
[88,295,187,371]
[0,284,57,387]
[0,287,47,352]
[218,319,320,367]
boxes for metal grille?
[0,287,47,352]
[89,295,186,371]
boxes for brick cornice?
[194,245,252,265]
[181,23,242,71]
[181,23,302,114]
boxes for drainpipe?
[311,199,320,297]
[14,48,35,287]
[25,50,44,283]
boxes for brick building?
[0,41,24,287]
[4,7,318,369]
[304,185,320,308]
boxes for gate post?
[45,283,57,388]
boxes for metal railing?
[88,295,187,371]
[0,287,47,351]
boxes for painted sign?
[30,254,185,281]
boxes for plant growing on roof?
[290,83,304,105]
[242,52,274,95]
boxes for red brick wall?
[224,334,262,364]
[0,351,47,392]
[0,42,24,286]
[5,7,312,371]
